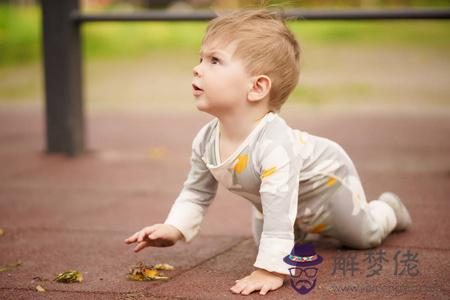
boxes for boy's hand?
[124,224,184,253]
[230,268,286,296]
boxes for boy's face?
[192,39,253,115]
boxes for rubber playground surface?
[0,103,449,299]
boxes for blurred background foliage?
[0,0,449,110]
[1,1,449,66]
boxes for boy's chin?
[194,98,233,116]
[195,102,208,112]
[195,100,213,113]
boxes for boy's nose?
[192,64,201,77]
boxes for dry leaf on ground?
[127,261,174,281]
[36,285,46,292]
[154,263,174,270]
[0,261,22,272]
[54,270,83,283]
[148,147,167,160]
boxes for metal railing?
[71,8,450,23]
[40,1,450,156]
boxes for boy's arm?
[253,135,302,275]
[163,125,218,243]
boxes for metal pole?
[41,0,84,156]
[70,8,450,23]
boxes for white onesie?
[164,111,397,275]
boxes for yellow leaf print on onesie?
[326,176,337,187]
[261,167,277,179]
[310,223,326,234]
[294,130,314,160]
[299,134,308,144]
[259,145,290,195]
[310,160,342,190]
[233,154,248,174]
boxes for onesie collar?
[204,112,276,169]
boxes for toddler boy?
[125,8,412,296]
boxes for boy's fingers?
[260,286,270,295]
[138,226,158,242]
[124,232,139,243]
[231,284,244,294]
[134,241,149,253]
[145,226,160,239]
[242,285,256,295]
[137,231,145,242]
[148,231,158,239]
[137,228,151,242]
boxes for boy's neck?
[217,108,271,145]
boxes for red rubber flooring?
[0,104,449,299]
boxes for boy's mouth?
[192,83,203,91]
[192,83,204,97]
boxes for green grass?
[289,20,450,48]
[82,22,206,59]
[0,5,42,66]
[1,4,450,67]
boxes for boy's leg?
[326,176,397,249]
[295,137,398,249]
[294,221,309,243]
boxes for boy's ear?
[248,75,271,102]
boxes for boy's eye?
[199,56,220,64]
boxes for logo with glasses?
[283,243,323,294]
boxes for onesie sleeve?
[163,123,219,243]
[253,130,302,275]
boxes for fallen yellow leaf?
[54,270,83,283]
[0,228,4,236]
[36,285,46,292]
[127,261,172,281]
[143,268,159,277]
[148,147,167,160]
[0,261,22,273]
[154,263,174,271]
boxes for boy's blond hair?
[202,8,301,112]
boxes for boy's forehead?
[200,39,240,58]
[199,47,227,56]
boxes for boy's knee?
[294,223,308,242]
